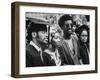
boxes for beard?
[64,29,72,35]
[37,39,48,50]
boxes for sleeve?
[77,42,83,64]
[43,52,56,66]
[58,46,67,65]
[26,50,33,67]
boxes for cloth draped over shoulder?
[59,36,81,65]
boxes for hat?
[27,18,48,41]
[58,14,73,29]
[28,22,47,32]
[27,17,49,33]
[75,25,89,35]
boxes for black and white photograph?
[26,13,90,67]
[11,2,97,78]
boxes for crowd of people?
[26,14,90,67]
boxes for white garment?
[65,38,74,56]
[44,49,61,66]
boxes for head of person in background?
[58,14,73,39]
[72,15,89,28]
[27,22,48,50]
[72,15,82,28]
[49,24,63,48]
[26,19,31,45]
[45,15,57,25]
[76,25,89,44]
[72,21,77,33]
[70,21,79,40]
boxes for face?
[53,32,60,42]
[63,20,73,34]
[50,27,61,47]
[52,32,61,47]
[80,30,88,43]
[37,31,48,44]
[72,25,77,32]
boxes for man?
[58,15,81,65]
[26,21,48,67]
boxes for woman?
[76,25,90,64]
[43,25,63,66]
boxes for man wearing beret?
[58,15,81,65]
[26,21,49,67]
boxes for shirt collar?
[30,41,41,52]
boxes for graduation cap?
[27,17,49,32]
[26,17,49,41]
[29,22,47,32]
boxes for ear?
[62,26,65,30]
[32,32,37,38]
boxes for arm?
[26,50,33,67]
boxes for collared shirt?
[30,41,41,52]
[30,41,44,63]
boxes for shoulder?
[27,43,37,50]
[26,44,37,55]
[71,35,78,40]
[43,49,52,57]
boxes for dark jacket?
[26,44,44,67]
[43,48,63,66]
[79,42,89,64]
[26,43,58,67]
[42,52,57,66]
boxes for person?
[72,22,79,40]
[43,25,63,66]
[76,25,90,64]
[58,14,81,65]
[26,21,48,67]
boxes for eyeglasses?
[64,24,73,28]
[81,35,88,37]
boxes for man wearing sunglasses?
[58,15,81,65]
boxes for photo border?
[11,2,98,78]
